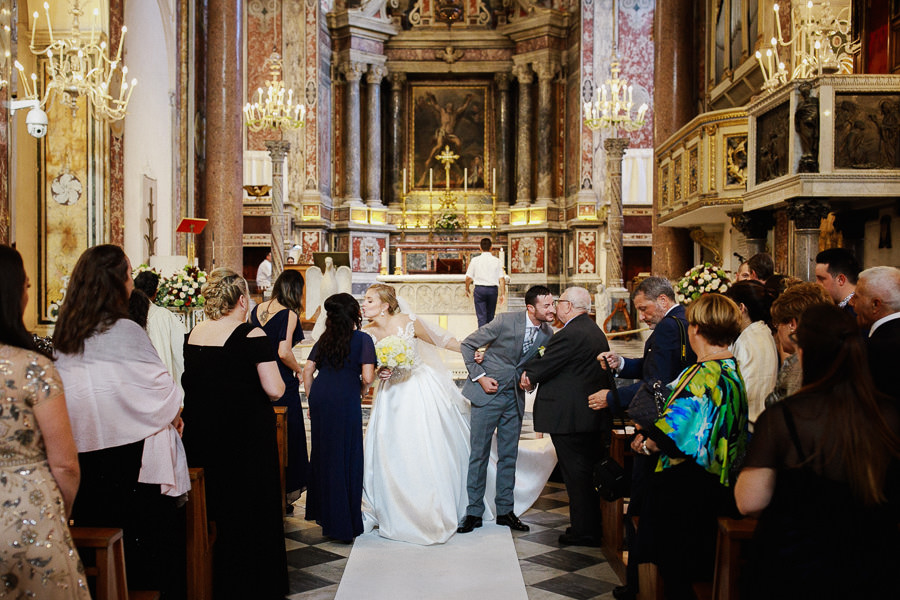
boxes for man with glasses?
[520,287,611,547]
[852,266,900,401]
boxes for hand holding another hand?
[519,372,533,392]
[479,376,499,394]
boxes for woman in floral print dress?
[0,245,90,599]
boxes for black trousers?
[473,285,499,327]
[549,431,607,538]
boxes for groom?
[457,285,556,533]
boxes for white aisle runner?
[335,524,528,600]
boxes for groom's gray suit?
[460,311,553,518]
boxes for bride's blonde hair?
[367,283,400,315]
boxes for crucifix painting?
[410,83,489,189]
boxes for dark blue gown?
[250,306,310,498]
[305,330,376,541]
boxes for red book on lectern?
[176,218,208,234]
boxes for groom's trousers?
[465,391,521,517]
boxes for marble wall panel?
[547,234,561,275]
[300,230,321,264]
[579,0,595,190]
[351,234,385,272]
[577,230,597,274]
[617,0,654,149]
[109,0,125,247]
[247,0,284,151]
[510,235,546,274]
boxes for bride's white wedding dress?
[362,316,557,546]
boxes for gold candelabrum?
[399,146,497,241]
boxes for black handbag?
[593,456,628,502]
[627,379,668,429]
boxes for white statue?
[305,256,352,341]
[595,283,612,329]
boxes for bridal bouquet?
[675,263,731,305]
[374,335,417,372]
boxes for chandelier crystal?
[583,60,648,133]
[243,51,305,132]
[17,0,136,122]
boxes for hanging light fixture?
[243,50,305,132]
[16,0,136,122]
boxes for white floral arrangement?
[674,263,731,305]
[374,335,417,372]
[156,265,207,309]
[434,212,461,231]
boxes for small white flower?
[179,292,186,298]
[688,285,695,292]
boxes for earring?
[380,309,386,317]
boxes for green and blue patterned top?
[654,358,749,486]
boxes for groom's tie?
[522,327,537,356]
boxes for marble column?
[604,138,629,289]
[787,198,830,281]
[365,65,387,207]
[341,61,367,206]
[731,210,775,258]
[495,72,511,205]
[389,72,407,206]
[265,140,291,279]
[534,61,558,204]
[202,0,243,271]
[651,0,694,279]
[513,64,534,206]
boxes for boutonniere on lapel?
[537,346,546,357]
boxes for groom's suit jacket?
[460,311,553,415]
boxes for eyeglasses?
[553,299,572,307]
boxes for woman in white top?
[725,280,779,425]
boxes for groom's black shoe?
[496,512,530,532]
[457,515,482,533]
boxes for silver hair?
[565,286,592,312]
[859,266,900,312]
[634,276,675,302]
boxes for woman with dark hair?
[134,270,186,396]
[54,244,187,598]
[0,245,90,599]
[181,267,288,599]
[725,280,779,425]
[249,268,309,509]
[631,293,749,599]
[736,304,900,598]
[302,293,376,541]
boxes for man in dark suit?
[815,247,862,320]
[852,266,900,401]
[521,287,611,547]
[457,286,556,533]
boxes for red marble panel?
[246,2,284,151]
[577,230,597,274]
[555,81,566,198]
[306,0,320,190]
[109,0,125,247]
[547,235,560,275]
[618,2,655,149]
[333,83,343,198]
[624,215,652,233]
[351,235,385,273]
[580,0,594,188]
[335,235,349,253]
[300,230,320,264]
[0,101,8,245]
[510,236,545,274]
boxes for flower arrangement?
[434,212,461,231]
[374,335,417,371]
[132,264,160,279]
[156,265,207,309]
[674,263,731,305]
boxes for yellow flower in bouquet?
[374,335,417,370]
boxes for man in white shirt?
[256,250,273,299]
[465,238,505,327]
[134,271,187,397]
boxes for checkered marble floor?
[281,482,622,600]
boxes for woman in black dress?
[250,269,309,509]
[182,268,288,599]
[302,293,375,541]
[736,304,900,598]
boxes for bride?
[360,283,479,545]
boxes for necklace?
[697,348,730,362]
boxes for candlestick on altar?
[492,168,496,196]
[402,168,407,195]
[429,169,433,193]
[394,248,402,275]
[380,247,388,275]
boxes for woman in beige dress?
[0,245,90,599]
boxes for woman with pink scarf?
[54,244,188,598]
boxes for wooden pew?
[186,467,215,600]
[710,517,757,600]
[274,406,288,514]
[69,526,160,600]
[600,427,634,582]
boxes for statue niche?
[795,82,820,173]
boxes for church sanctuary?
[2,0,899,599]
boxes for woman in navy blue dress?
[302,293,376,541]
[250,269,310,509]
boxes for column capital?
[340,61,367,82]
[729,210,775,239]
[264,139,292,162]
[603,137,630,159]
[533,60,560,81]
[512,64,533,84]
[787,198,830,230]
[494,71,511,91]
[367,65,388,85]
[390,71,407,90]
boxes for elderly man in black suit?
[852,266,900,401]
[521,286,611,547]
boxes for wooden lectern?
[176,218,208,266]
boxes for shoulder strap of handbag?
[667,313,689,369]
[665,363,703,408]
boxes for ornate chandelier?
[17,0,136,122]
[583,59,649,132]
[243,50,305,132]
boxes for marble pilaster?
[389,73,407,207]
[265,140,291,279]
[108,0,125,247]
[341,61,367,206]
[495,72,511,206]
[604,138,629,289]
[202,0,243,271]
[513,64,534,206]
[787,198,830,281]
[534,61,558,205]
[365,66,387,208]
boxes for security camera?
[26,107,49,138]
